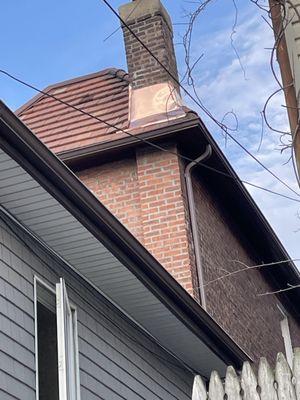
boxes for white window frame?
[34,276,81,400]
[278,303,293,368]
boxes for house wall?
[77,146,198,299]
[76,143,300,364]
[78,157,144,242]
[0,217,193,399]
[191,173,300,363]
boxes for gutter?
[0,100,250,368]
[184,145,212,310]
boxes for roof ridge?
[107,68,130,82]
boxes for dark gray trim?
[0,101,250,369]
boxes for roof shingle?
[17,68,130,153]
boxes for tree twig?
[257,283,300,296]
[204,259,300,287]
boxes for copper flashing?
[128,81,186,128]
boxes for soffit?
[0,147,228,377]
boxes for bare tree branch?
[179,0,299,181]
[257,283,300,296]
[203,258,300,287]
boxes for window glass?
[37,301,59,400]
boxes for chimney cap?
[119,0,173,32]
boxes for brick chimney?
[119,0,185,127]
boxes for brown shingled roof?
[17,68,130,153]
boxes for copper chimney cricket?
[119,0,185,128]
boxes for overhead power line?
[103,0,141,42]
[0,69,300,204]
[100,0,300,199]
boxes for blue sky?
[0,0,244,108]
[1,0,300,265]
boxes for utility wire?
[1,68,300,204]
[100,0,300,199]
[103,0,141,42]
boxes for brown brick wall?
[122,12,179,90]
[191,174,300,363]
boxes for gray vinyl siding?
[0,218,193,400]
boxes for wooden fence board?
[241,361,260,400]
[192,375,207,400]
[293,348,300,400]
[192,350,300,400]
[275,352,296,400]
[209,371,224,400]
[225,366,242,400]
[258,357,277,400]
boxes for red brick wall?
[191,174,300,362]
[136,146,198,299]
[76,147,198,299]
[75,144,300,362]
[77,157,143,242]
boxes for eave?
[0,100,250,377]
[57,111,200,168]
[54,110,300,318]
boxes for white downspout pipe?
[184,145,212,310]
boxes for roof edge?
[198,118,300,276]
[58,111,200,164]
[0,100,250,368]
[56,108,300,314]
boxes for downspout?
[184,145,212,310]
